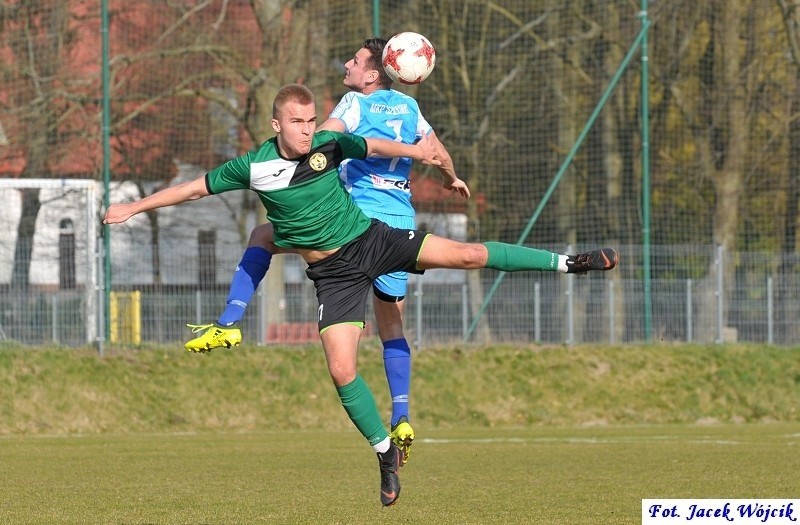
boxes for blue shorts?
[364,211,414,299]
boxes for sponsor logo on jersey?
[369,103,410,115]
[369,174,411,192]
[309,152,327,171]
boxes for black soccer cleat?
[377,441,403,506]
[566,248,618,274]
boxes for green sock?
[336,375,389,446]
[483,241,559,271]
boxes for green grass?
[1,424,798,524]
[0,342,799,523]
[1,342,799,435]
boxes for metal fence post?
[414,278,423,351]
[566,245,574,345]
[715,245,724,344]
[257,289,266,346]
[608,280,615,344]
[767,276,773,345]
[461,283,468,341]
[52,295,58,344]
[566,274,575,345]
[195,290,202,324]
[686,278,693,343]
[96,242,105,357]
[534,281,541,343]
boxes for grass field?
[1,342,799,523]
[1,423,798,524]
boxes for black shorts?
[305,219,428,331]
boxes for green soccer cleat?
[184,322,242,353]
[390,416,414,467]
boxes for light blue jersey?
[330,89,432,218]
[329,89,432,298]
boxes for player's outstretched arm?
[428,131,470,199]
[103,176,210,224]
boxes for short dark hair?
[273,83,315,118]
[363,37,393,88]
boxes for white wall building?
[0,171,467,289]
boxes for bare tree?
[411,1,608,343]
[774,0,800,341]
[0,2,95,290]
[688,0,749,341]
[776,0,800,256]
[104,0,335,322]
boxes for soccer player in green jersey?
[184,37,469,467]
[104,83,618,507]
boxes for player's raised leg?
[185,224,282,352]
[416,235,617,274]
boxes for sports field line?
[0,432,762,445]
[421,434,797,445]
[2,424,798,445]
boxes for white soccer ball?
[382,32,436,85]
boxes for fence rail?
[2,246,799,348]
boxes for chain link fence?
[3,2,800,348]
[3,244,800,347]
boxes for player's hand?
[103,203,137,224]
[444,178,471,199]
[415,134,442,166]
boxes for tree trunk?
[713,0,747,339]
[465,143,492,344]
[555,8,579,343]
[696,0,747,342]
[786,71,800,256]
[601,3,627,342]
[9,3,68,291]
[11,189,42,290]
[777,0,800,343]
[144,209,162,286]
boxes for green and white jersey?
[206,130,373,250]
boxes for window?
[59,219,76,289]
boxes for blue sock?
[383,338,411,426]
[217,247,272,326]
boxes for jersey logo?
[369,174,411,192]
[250,159,297,191]
[309,152,328,171]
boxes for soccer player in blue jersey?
[184,38,469,465]
[104,83,618,506]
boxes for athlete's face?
[272,100,317,158]
[343,47,378,92]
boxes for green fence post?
[101,0,111,355]
[373,0,380,37]
[640,0,653,342]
